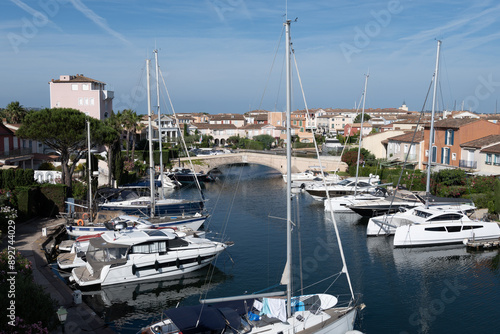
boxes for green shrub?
[0,250,58,332]
[38,162,55,170]
[434,169,467,186]
[435,185,467,198]
[463,192,494,209]
[71,181,87,200]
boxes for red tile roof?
[460,134,500,148]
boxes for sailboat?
[140,19,361,334]
[99,55,206,220]
[324,74,387,213]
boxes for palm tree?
[4,101,27,123]
[120,109,137,160]
[131,116,145,161]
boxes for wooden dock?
[465,238,500,250]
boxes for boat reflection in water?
[82,265,229,330]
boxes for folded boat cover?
[163,304,244,334]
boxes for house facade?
[362,130,405,159]
[386,131,425,169]
[460,134,500,175]
[49,74,114,120]
[423,118,500,169]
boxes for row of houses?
[139,107,500,176]
[1,74,499,177]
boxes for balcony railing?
[459,160,477,169]
[0,148,34,160]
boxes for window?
[441,147,450,165]
[82,84,89,90]
[84,98,89,105]
[495,154,500,166]
[486,153,492,165]
[445,129,454,145]
[78,98,83,106]
[90,98,94,105]
[446,226,462,233]
[432,146,437,163]
[424,226,446,232]
[404,144,409,153]
[71,84,78,91]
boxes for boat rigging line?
[289,34,355,301]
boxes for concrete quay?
[2,217,115,334]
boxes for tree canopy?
[353,113,371,123]
[16,108,100,191]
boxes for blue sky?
[2,0,500,115]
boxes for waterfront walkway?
[6,217,114,334]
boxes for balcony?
[102,90,114,99]
[0,148,34,160]
[459,160,477,169]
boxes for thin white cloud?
[68,0,132,46]
[8,0,63,31]
[400,4,500,45]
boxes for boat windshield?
[87,237,129,267]
[337,179,352,186]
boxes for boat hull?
[65,215,207,237]
[393,222,500,247]
[71,242,227,287]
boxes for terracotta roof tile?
[388,130,424,143]
[51,74,105,84]
[460,134,500,148]
[481,143,500,154]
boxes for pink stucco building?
[49,74,114,120]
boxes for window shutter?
[441,147,444,163]
[451,130,454,145]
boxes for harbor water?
[79,164,500,333]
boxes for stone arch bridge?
[172,151,347,175]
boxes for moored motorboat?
[167,167,214,184]
[393,218,500,247]
[69,228,231,287]
[305,174,380,201]
[366,203,477,237]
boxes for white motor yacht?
[305,174,380,201]
[366,203,476,237]
[393,212,500,247]
[70,228,231,287]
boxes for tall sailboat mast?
[425,40,441,204]
[354,74,369,197]
[155,49,165,199]
[285,19,293,318]
[146,59,155,217]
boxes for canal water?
[81,164,500,333]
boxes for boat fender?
[132,264,137,275]
[176,258,180,268]
[77,219,84,226]
[197,255,202,265]
[154,260,160,271]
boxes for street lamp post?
[56,306,67,333]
